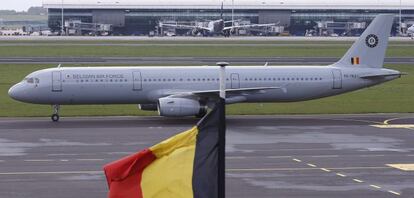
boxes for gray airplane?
[9,15,403,122]
[408,25,414,39]
[160,3,275,37]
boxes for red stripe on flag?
[104,149,156,198]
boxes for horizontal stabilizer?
[360,72,406,79]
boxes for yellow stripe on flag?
[141,126,199,198]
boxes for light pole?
[399,0,402,35]
[61,0,64,35]
[232,0,234,27]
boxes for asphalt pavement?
[0,114,413,198]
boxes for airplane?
[160,3,276,37]
[407,25,414,39]
[9,15,404,122]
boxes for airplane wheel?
[51,114,60,122]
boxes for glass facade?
[48,8,414,35]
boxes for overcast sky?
[2,0,43,11]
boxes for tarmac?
[0,57,413,65]
[0,114,414,198]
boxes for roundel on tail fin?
[365,34,379,48]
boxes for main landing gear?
[51,104,60,122]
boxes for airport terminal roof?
[43,0,414,10]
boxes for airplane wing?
[190,87,282,96]
[161,23,211,31]
[223,23,276,31]
[165,87,285,103]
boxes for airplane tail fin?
[333,14,394,68]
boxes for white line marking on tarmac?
[311,155,339,158]
[292,159,302,162]
[24,159,55,162]
[266,156,292,159]
[226,156,247,159]
[353,179,364,183]
[307,163,317,167]
[320,168,331,172]
[358,155,385,157]
[370,185,381,189]
[60,159,69,162]
[0,171,102,175]
[47,154,81,156]
[388,190,401,196]
[76,159,104,161]
[324,118,383,125]
[336,173,347,177]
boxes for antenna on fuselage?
[57,64,62,68]
[264,62,269,67]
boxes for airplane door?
[132,71,142,91]
[52,71,62,92]
[231,73,240,89]
[332,69,342,89]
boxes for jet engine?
[138,104,158,111]
[158,98,207,117]
[191,29,199,36]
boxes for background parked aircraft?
[408,25,414,39]
[160,3,276,37]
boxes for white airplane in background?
[407,25,414,39]
[160,3,276,37]
[9,15,404,122]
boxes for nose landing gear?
[51,105,60,122]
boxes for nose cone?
[8,84,26,102]
[8,85,17,100]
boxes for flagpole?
[217,62,227,198]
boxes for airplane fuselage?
[9,66,400,105]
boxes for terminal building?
[43,0,414,36]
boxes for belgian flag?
[351,57,360,65]
[103,105,222,198]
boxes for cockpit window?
[27,78,34,83]
[24,77,39,84]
